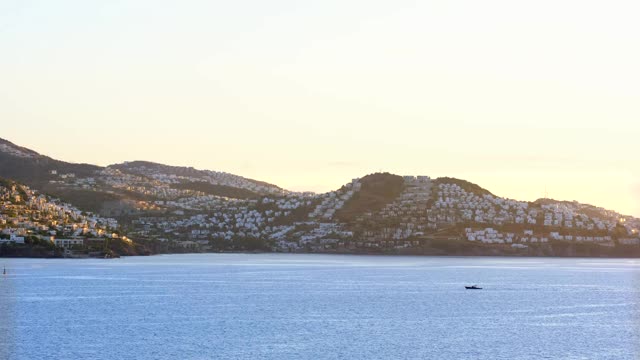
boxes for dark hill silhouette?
[0,138,101,187]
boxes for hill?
[0,137,638,258]
[336,173,405,222]
[0,138,101,187]
[109,161,284,196]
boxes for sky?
[1,0,639,217]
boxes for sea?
[1,254,639,360]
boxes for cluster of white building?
[27,162,640,253]
[378,176,431,218]
[0,143,35,158]
[98,168,197,200]
[433,183,532,225]
[465,228,552,244]
[130,192,318,244]
[309,179,361,220]
[540,203,615,231]
[0,182,121,248]
[465,227,621,247]
[116,163,286,196]
[431,183,636,236]
[344,176,433,245]
[274,222,353,252]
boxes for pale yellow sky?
[1,1,639,216]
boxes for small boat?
[465,285,482,290]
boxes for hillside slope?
[0,138,287,214]
[0,138,101,187]
[109,161,285,196]
[336,173,405,222]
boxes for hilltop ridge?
[0,137,287,215]
[0,138,101,187]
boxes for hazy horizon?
[2,1,639,217]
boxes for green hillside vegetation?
[336,173,404,222]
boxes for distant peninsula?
[1,137,639,258]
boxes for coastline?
[4,247,639,259]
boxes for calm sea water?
[1,254,639,360]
